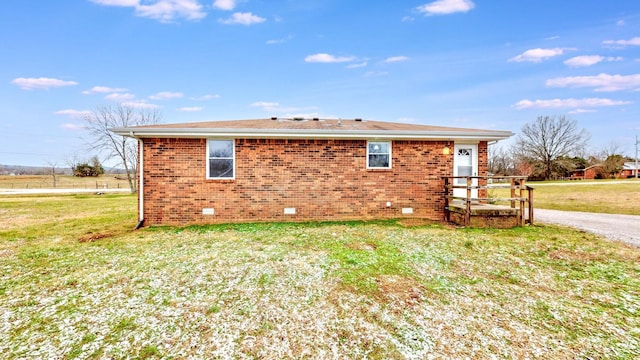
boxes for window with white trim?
[367,141,391,169]
[207,139,235,179]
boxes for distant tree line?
[490,115,634,180]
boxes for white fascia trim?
[112,128,514,141]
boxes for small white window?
[367,141,391,169]
[207,139,235,179]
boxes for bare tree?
[598,141,625,160]
[65,154,81,174]
[514,115,590,180]
[597,142,626,179]
[46,161,59,188]
[83,104,161,193]
[488,144,516,176]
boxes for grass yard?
[1,194,639,359]
[490,179,640,215]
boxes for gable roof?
[111,118,514,141]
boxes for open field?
[491,179,640,215]
[1,194,639,358]
[0,175,130,190]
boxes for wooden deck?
[443,176,534,228]
[447,202,521,228]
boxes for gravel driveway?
[534,209,640,248]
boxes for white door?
[453,144,478,199]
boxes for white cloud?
[178,106,203,112]
[105,93,136,101]
[54,109,92,118]
[82,86,129,94]
[509,48,574,63]
[191,94,221,100]
[564,55,623,67]
[602,37,640,47]
[513,98,631,110]
[11,77,78,90]
[416,0,475,15]
[402,16,415,22]
[305,53,356,63]
[346,62,368,69]
[564,55,601,67]
[568,109,597,114]
[91,0,206,22]
[219,12,266,25]
[266,34,293,45]
[212,0,237,10]
[121,100,160,109]
[60,123,87,131]
[138,0,206,21]
[546,73,640,92]
[564,55,622,68]
[251,101,280,110]
[149,91,184,100]
[383,56,408,63]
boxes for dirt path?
[534,209,640,248]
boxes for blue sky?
[2,0,639,167]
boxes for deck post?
[528,186,534,225]
[465,177,472,226]
[510,177,516,209]
[518,178,526,226]
[443,177,450,222]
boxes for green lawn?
[490,179,640,215]
[1,194,639,358]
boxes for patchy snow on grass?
[1,224,639,358]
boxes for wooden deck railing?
[442,176,534,226]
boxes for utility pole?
[636,135,640,179]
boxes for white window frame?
[206,139,235,180]
[366,140,392,169]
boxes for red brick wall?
[140,138,472,225]
[477,141,488,199]
[585,167,597,180]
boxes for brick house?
[572,162,639,180]
[570,165,601,180]
[112,118,513,226]
[621,162,639,178]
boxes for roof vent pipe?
[338,118,342,126]
[355,118,362,122]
